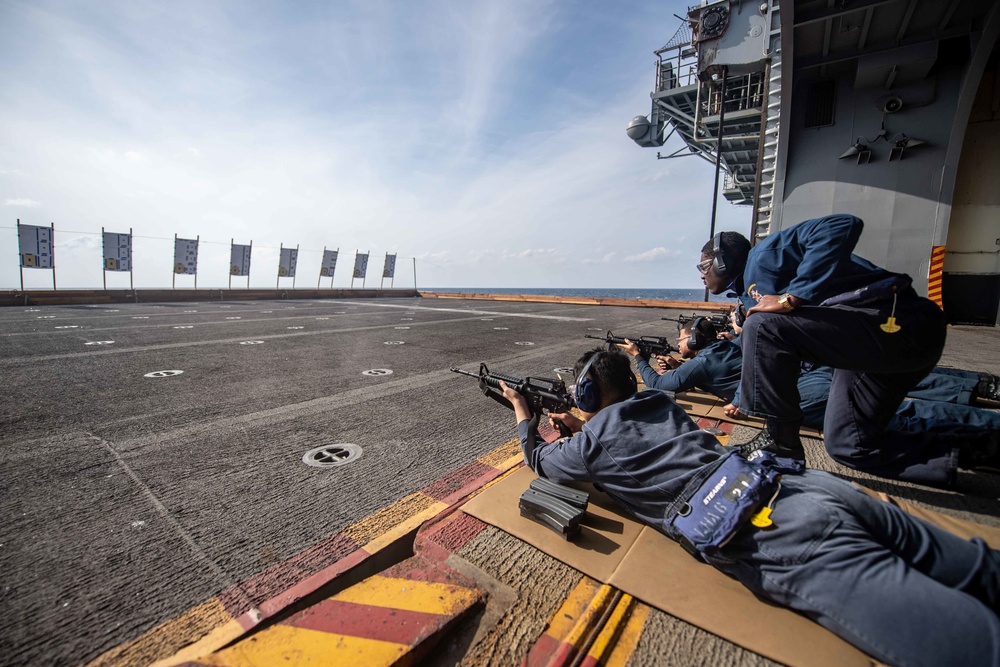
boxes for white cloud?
[4,198,40,207]
[583,252,617,264]
[624,247,680,263]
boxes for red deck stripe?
[220,531,360,618]
[422,460,496,502]
[286,598,448,645]
[420,512,488,553]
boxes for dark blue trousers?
[798,367,1000,432]
[911,366,980,405]
[739,295,951,485]
[716,471,1000,667]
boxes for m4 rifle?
[584,331,677,358]
[451,363,573,436]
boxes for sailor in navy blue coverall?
[499,349,1000,667]
[621,319,742,402]
[699,214,984,487]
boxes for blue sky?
[0,0,748,290]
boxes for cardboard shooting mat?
[463,466,1000,667]
[670,388,823,439]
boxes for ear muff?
[574,354,601,413]
[712,232,731,280]
[686,316,707,351]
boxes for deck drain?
[144,370,184,378]
[303,444,363,468]
[515,341,534,346]
[362,368,393,376]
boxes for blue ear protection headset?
[575,353,638,413]
[712,232,731,280]
[686,316,708,351]
[574,354,601,413]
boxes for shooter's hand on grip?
[548,411,584,435]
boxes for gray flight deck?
[1,295,998,666]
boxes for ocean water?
[425,287,733,303]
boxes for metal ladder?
[754,0,783,239]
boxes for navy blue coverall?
[635,338,742,401]
[735,214,950,485]
[517,390,1000,667]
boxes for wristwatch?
[778,293,795,311]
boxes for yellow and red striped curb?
[522,578,650,667]
[94,439,524,667]
[187,555,484,666]
[928,245,945,308]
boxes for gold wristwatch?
[778,293,795,311]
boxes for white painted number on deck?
[287,326,304,330]
[515,341,535,346]
[174,326,194,329]
[225,317,242,320]
[493,327,509,331]
[55,325,79,329]
[394,326,410,330]
[132,316,149,319]
[85,341,115,346]
[240,341,264,345]
[384,341,405,345]
[362,369,393,376]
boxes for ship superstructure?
[630,0,1000,325]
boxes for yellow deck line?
[202,625,406,666]
[334,575,480,615]
[586,593,635,663]
[562,584,616,650]
[603,600,651,667]
[544,577,605,639]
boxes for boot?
[740,419,805,461]
[977,374,1000,402]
